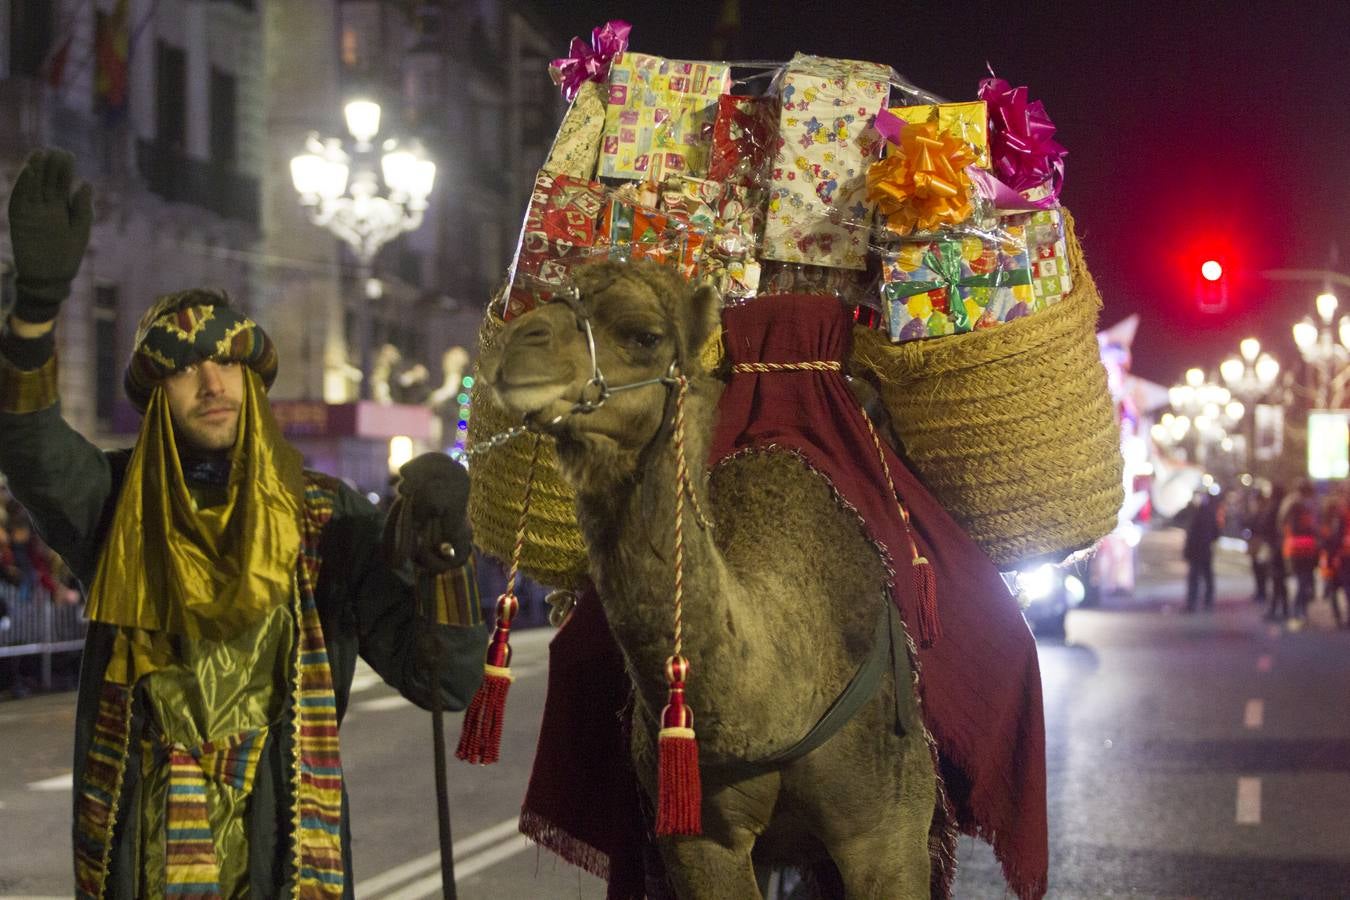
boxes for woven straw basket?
[850,210,1124,569]
[467,312,590,590]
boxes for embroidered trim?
[291,474,345,897]
[0,350,59,414]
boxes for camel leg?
[659,773,781,900]
[817,722,936,899]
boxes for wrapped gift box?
[598,53,730,182]
[659,176,763,257]
[707,94,779,186]
[598,198,705,280]
[1021,207,1074,307]
[759,260,876,308]
[881,231,1035,342]
[890,100,990,169]
[505,173,609,320]
[761,54,891,271]
[659,176,765,297]
[542,80,608,180]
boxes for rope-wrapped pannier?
[466,309,589,589]
[851,210,1123,569]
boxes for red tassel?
[456,593,518,765]
[655,656,701,836]
[455,666,511,763]
[913,556,941,648]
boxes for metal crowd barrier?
[0,581,87,690]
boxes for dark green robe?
[0,397,488,898]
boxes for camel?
[480,261,941,899]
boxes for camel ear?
[683,283,723,371]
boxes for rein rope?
[454,434,541,765]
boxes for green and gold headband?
[123,290,277,412]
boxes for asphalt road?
[3,529,1350,898]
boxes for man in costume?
[0,148,488,898]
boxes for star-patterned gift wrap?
[505,173,609,320]
[761,54,890,271]
[598,52,730,183]
[880,228,1037,342]
[541,80,608,180]
[889,100,990,169]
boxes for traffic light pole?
[1261,269,1350,291]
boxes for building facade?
[2,0,564,491]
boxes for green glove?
[382,452,473,575]
[7,148,93,324]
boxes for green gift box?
[881,233,1035,342]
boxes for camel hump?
[710,449,887,658]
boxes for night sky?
[541,1,1350,384]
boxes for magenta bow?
[548,20,632,101]
[978,74,1066,194]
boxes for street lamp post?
[290,99,437,400]
[1219,337,1280,474]
[1164,367,1240,473]
[1291,290,1350,410]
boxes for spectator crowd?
[1,477,84,696]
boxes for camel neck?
[574,378,736,716]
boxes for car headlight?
[1016,564,1058,603]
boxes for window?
[338,3,381,74]
[210,68,237,167]
[155,42,187,151]
[10,0,55,78]
[93,284,120,425]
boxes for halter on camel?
[461,283,920,835]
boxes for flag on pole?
[95,0,130,120]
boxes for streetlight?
[1290,289,1350,409]
[290,98,437,399]
[1167,368,1238,473]
[1219,337,1281,473]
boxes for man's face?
[162,359,245,452]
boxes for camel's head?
[481,260,721,485]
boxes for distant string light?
[449,373,474,463]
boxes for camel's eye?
[632,330,663,350]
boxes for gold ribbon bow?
[867,119,977,235]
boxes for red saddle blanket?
[519,294,1048,900]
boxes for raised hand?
[7,148,93,324]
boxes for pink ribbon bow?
[548,20,632,102]
[978,73,1067,195]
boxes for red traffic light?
[1201,260,1224,282]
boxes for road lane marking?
[354,816,519,896]
[1243,699,1264,729]
[355,694,412,712]
[349,669,384,694]
[1256,654,1273,672]
[27,773,72,791]
[382,835,534,900]
[1236,777,1261,824]
[353,658,553,712]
